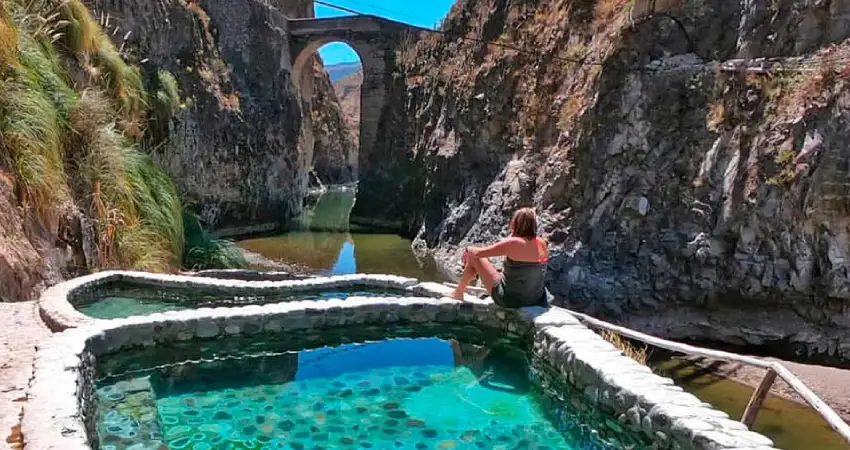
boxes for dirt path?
[678,354,850,424]
[0,301,50,449]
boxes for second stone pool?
[71,278,419,320]
[93,324,652,450]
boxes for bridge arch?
[289,15,420,232]
[290,17,396,181]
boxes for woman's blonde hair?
[509,207,538,238]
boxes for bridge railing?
[444,282,850,444]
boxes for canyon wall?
[85,0,355,233]
[83,0,309,234]
[309,58,358,185]
[334,69,363,149]
[385,0,850,365]
[0,0,358,300]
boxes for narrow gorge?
[3,0,850,407]
[4,0,850,448]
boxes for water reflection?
[294,187,357,233]
[331,239,357,275]
[239,187,442,281]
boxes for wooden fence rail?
[564,309,850,444]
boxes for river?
[239,187,442,281]
[238,187,846,450]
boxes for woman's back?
[495,237,549,308]
[503,236,549,263]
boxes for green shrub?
[182,211,248,270]
[154,70,181,112]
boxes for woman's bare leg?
[452,262,479,300]
[452,256,501,300]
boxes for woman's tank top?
[501,237,548,306]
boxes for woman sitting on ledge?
[451,207,550,308]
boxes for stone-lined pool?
[71,279,417,320]
[93,325,650,450]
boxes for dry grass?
[601,330,650,365]
[58,0,99,54]
[44,0,149,136]
[0,29,74,226]
[68,90,180,270]
[0,0,19,67]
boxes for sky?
[315,0,455,66]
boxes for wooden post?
[741,368,778,428]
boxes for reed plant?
[182,211,248,270]
[601,330,650,365]
[0,20,73,225]
[1,0,243,272]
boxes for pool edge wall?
[38,270,439,330]
[26,296,778,450]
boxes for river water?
[238,187,846,450]
[239,188,442,281]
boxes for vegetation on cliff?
[0,0,244,280]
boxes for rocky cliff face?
[386,0,850,365]
[309,58,357,184]
[0,0,357,300]
[83,0,346,234]
[333,69,362,148]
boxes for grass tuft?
[123,148,184,264]
[69,90,182,271]
[92,34,147,135]
[154,69,181,112]
[57,0,98,54]
[0,26,74,224]
[182,210,248,270]
[601,330,650,365]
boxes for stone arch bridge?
[284,13,424,231]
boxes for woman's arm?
[467,238,517,259]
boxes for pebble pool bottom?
[94,335,625,450]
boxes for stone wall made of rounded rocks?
[25,280,779,450]
[38,270,439,331]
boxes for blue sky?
[315,0,455,66]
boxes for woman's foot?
[451,288,465,300]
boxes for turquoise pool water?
[93,327,646,450]
[74,281,410,320]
